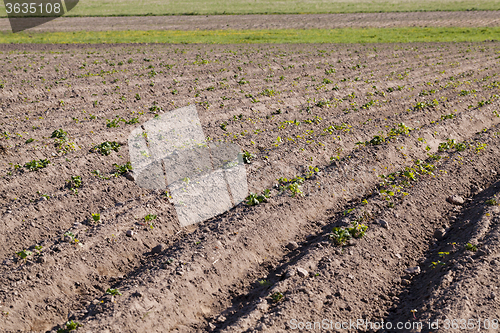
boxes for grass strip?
[1,0,499,17]
[0,27,499,44]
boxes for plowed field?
[0,41,500,332]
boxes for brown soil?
[0,42,499,332]
[0,11,500,32]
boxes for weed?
[91,213,101,223]
[246,190,270,206]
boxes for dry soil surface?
[0,42,499,332]
[0,11,499,33]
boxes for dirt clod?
[296,267,309,278]
[404,266,421,275]
[378,219,389,229]
[433,228,447,240]
[151,244,164,254]
[286,241,299,251]
[123,172,135,181]
[447,195,465,205]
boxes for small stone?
[151,244,164,254]
[447,195,465,206]
[491,292,496,300]
[402,279,411,286]
[285,269,296,278]
[296,267,309,278]
[126,230,134,237]
[404,266,421,275]
[434,228,446,240]
[63,236,72,243]
[490,259,498,266]
[286,241,299,251]
[340,218,351,227]
[378,219,389,229]
[208,323,216,330]
[123,172,135,181]
[176,270,184,276]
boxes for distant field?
[0,27,499,44]
[0,0,499,17]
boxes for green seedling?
[143,214,157,229]
[64,231,78,244]
[242,151,255,164]
[94,141,121,156]
[25,138,34,144]
[486,198,498,206]
[465,243,478,252]
[34,245,43,255]
[330,227,352,246]
[271,292,283,303]
[91,170,110,180]
[287,182,303,197]
[245,190,270,206]
[91,213,101,223]
[57,320,82,333]
[67,175,82,194]
[368,135,385,145]
[24,159,50,171]
[106,119,121,128]
[429,260,446,268]
[330,222,368,246]
[124,117,139,125]
[258,280,272,287]
[113,162,132,175]
[438,251,449,258]
[16,249,32,260]
[106,288,122,296]
[51,129,68,141]
[36,191,50,200]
